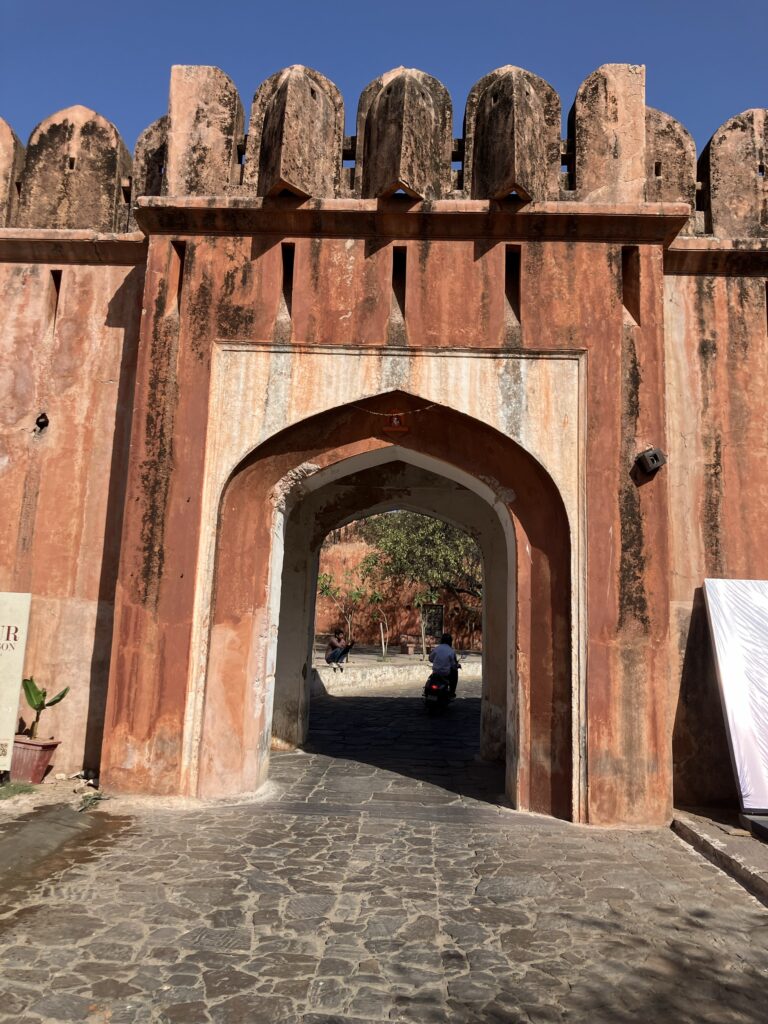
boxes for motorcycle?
[423,672,454,712]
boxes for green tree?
[358,511,482,605]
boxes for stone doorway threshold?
[673,807,768,906]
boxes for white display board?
[704,579,768,813]
[0,592,31,772]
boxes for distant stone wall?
[315,538,482,649]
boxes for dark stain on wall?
[696,277,724,576]
[618,328,650,631]
[137,278,178,606]
[217,261,255,339]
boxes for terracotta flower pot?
[11,736,60,784]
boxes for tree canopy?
[358,511,482,604]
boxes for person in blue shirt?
[428,632,461,695]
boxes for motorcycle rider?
[428,632,461,696]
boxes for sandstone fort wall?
[0,61,765,822]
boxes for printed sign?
[0,592,31,772]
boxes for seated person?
[428,632,461,695]
[325,629,355,668]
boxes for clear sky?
[0,0,764,155]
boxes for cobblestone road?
[1,681,767,1023]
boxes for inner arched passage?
[271,453,511,770]
[199,393,573,820]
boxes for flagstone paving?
[0,680,767,1023]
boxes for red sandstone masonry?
[0,62,766,824]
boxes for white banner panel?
[0,592,31,772]
[704,579,768,813]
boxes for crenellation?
[129,115,167,229]
[463,66,561,202]
[0,118,24,227]
[645,107,697,211]
[244,66,344,198]
[165,65,244,196]
[358,67,452,200]
[570,63,647,204]
[16,105,130,231]
[698,108,768,238]
[2,63,765,238]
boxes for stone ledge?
[311,661,482,695]
[0,229,147,265]
[672,809,768,906]
[134,196,691,244]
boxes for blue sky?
[0,0,764,154]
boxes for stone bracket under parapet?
[0,229,147,265]
[664,237,768,275]
[133,197,692,247]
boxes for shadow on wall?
[672,587,738,808]
[83,265,142,772]
[300,690,506,806]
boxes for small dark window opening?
[342,134,356,172]
[759,163,766,177]
[236,140,247,185]
[281,242,295,318]
[654,161,662,177]
[392,245,407,321]
[310,88,317,100]
[14,180,21,198]
[50,269,62,326]
[621,246,641,326]
[171,241,186,313]
[505,245,521,324]
[560,141,574,192]
[68,157,75,170]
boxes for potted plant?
[11,677,69,784]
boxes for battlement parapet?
[0,63,765,238]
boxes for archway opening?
[199,392,573,820]
[288,504,502,804]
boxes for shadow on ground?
[301,687,507,806]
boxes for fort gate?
[1,63,766,825]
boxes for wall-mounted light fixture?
[635,447,667,475]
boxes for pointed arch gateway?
[196,392,575,820]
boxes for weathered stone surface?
[0,257,143,771]
[17,105,130,230]
[699,108,768,237]
[570,63,646,202]
[0,117,24,226]
[645,107,697,212]
[129,115,167,227]
[165,65,244,195]
[2,60,768,829]
[244,65,343,198]
[358,68,452,199]
[464,66,561,201]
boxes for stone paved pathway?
[1,680,767,1023]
